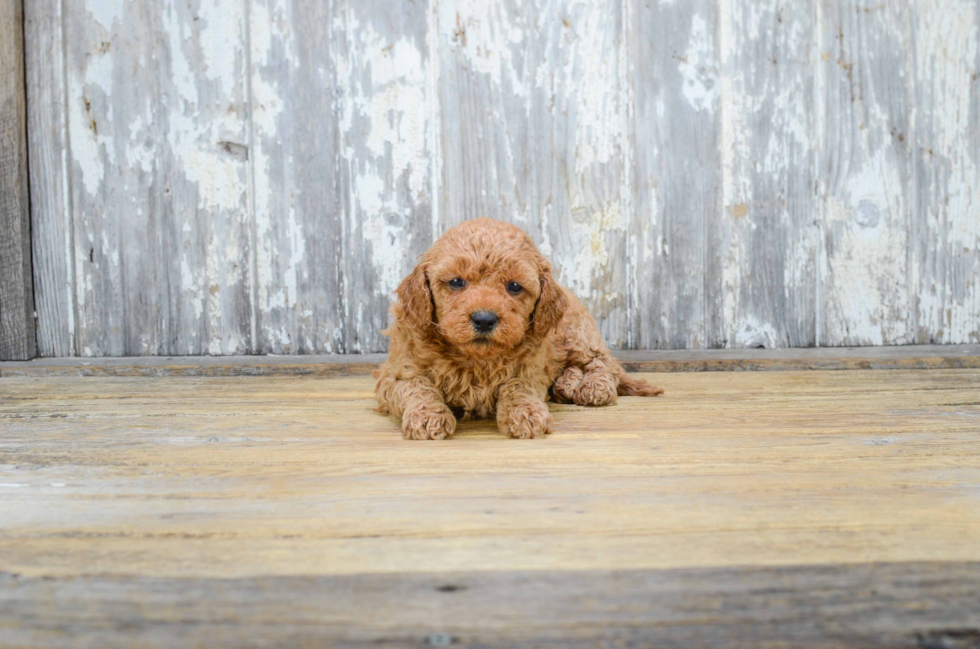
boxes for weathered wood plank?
[24,0,73,357]
[910,0,980,345]
[435,0,531,227]
[250,0,434,355]
[437,0,631,347]
[629,0,723,349]
[2,563,979,648]
[248,0,345,354]
[339,0,436,353]
[719,0,819,348]
[818,0,915,346]
[1,344,978,377]
[2,369,979,579]
[0,0,37,361]
[63,0,252,356]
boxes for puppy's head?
[395,219,566,357]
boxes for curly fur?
[375,218,664,440]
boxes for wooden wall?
[22,0,980,356]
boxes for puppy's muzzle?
[470,311,499,334]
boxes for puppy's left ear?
[531,261,567,337]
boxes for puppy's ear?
[531,261,567,337]
[395,261,436,330]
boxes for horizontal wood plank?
[2,563,979,648]
[1,345,978,377]
[2,369,979,577]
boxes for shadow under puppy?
[375,218,664,440]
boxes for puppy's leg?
[376,376,456,440]
[551,293,620,407]
[574,356,619,407]
[552,366,584,403]
[497,379,553,439]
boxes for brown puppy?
[375,218,664,440]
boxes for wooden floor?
[2,368,979,647]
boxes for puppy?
[375,218,664,440]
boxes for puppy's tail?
[617,374,665,397]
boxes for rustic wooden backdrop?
[20,0,980,357]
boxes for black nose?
[470,311,499,334]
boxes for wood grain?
[2,563,978,648]
[0,0,36,361]
[2,369,980,577]
[248,0,345,354]
[910,0,980,345]
[629,0,723,350]
[1,368,979,644]
[719,0,819,348]
[818,0,915,346]
[1,344,978,377]
[23,0,73,358]
[339,0,436,353]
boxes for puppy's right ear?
[395,262,435,330]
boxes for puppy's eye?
[448,278,466,290]
[506,282,524,295]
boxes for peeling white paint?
[182,257,204,321]
[719,0,819,348]
[282,210,304,308]
[560,5,623,172]
[823,191,910,346]
[350,29,427,198]
[69,53,115,197]
[680,15,718,112]
[342,13,432,305]
[249,0,291,320]
[911,0,980,343]
[86,0,126,31]
[733,316,779,348]
[125,114,155,174]
[440,0,528,98]
[564,208,625,302]
[197,0,243,83]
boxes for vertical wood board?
[719,0,819,349]
[0,0,37,360]
[818,0,915,346]
[24,0,73,357]
[910,0,980,345]
[339,0,436,353]
[630,0,724,349]
[248,0,346,354]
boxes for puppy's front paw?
[573,371,618,407]
[402,404,456,440]
[552,366,584,404]
[499,401,553,439]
